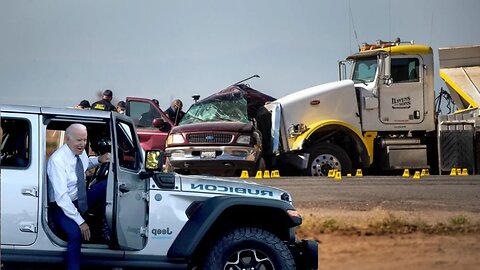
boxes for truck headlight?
[167,133,185,145]
[287,123,307,138]
[236,135,251,144]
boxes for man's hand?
[98,152,111,163]
[79,222,91,241]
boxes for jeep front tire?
[202,227,295,270]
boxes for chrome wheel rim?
[224,249,274,270]
[311,153,341,176]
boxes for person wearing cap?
[116,101,126,114]
[75,100,91,110]
[138,99,162,127]
[91,90,116,111]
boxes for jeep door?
[1,112,39,245]
[106,113,148,250]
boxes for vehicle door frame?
[1,112,39,246]
[378,54,425,125]
[125,97,174,151]
[106,112,149,250]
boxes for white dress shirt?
[47,144,100,225]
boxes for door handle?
[119,184,130,193]
[21,187,38,197]
[19,222,37,233]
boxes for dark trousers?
[51,180,107,270]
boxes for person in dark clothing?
[138,99,161,127]
[164,99,185,125]
[116,101,126,114]
[91,90,116,111]
[76,100,91,110]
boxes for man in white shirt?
[47,123,111,270]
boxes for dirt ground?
[317,234,480,270]
[297,208,480,270]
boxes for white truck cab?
[262,39,470,176]
[1,105,317,269]
[346,42,435,132]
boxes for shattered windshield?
[352,57,377,83]
[179,97,249,124]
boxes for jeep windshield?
[180,97,249,124]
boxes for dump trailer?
[261,39,480,176]
[437,45,480,174]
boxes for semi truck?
[260,39,480,176]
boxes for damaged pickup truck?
[165,84,275,176]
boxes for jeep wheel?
[307,143,352,176]
[202,227,295,270]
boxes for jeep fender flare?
[167,196,300,259]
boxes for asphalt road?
[257,175,480,212]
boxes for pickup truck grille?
[187,133,233,144]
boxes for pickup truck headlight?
[167,133,185,145]
[236,135,251,144]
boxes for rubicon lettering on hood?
[191,183,274,197]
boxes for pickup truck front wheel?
[202,227,295,270]
[307,143,352,176]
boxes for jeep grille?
[187,133,233,144]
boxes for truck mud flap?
[439,130,475,172]
[438,112,478,174]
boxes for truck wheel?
[202,227,295,270]
[307,143,352,176]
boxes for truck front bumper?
[166,145,260,173]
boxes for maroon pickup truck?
[165,84,275,176]
[125,97,174,151]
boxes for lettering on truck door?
[379,56,425,124]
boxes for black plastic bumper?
[291,239,319,270]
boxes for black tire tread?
[203,227,295,270]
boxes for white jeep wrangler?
[0,105,317,269]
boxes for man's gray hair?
[65,123,87,139]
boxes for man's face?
[174,102,182,111]
[67,128,88,155]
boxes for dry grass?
[296,209,480,239]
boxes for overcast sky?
[1,0,479,110]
